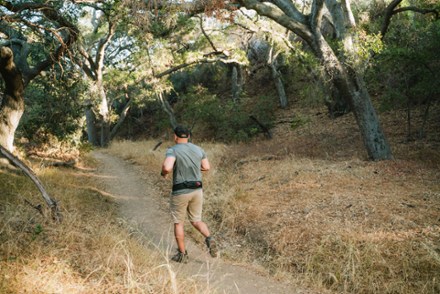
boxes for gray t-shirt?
[165,143,207,195]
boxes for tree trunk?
[310,33,392,160]
[98,83,110,147]
[0,47,24,153]
[231,64,243,102]
[349,76,393,160]
[100,116,110,147]
[85,102,99,146]
[268,48,288,108]
[110,98,132,140]
[270,63,288,108]
[158,92,177,128]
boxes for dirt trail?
[92,151,311,294]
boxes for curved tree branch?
[381,0,439,39]
[393,6,439,18]
[110,98,132,140]
[1,1,79,86]
[381,0,403,39]
[238,0,313,43]
[270,0,307,24]
[197,15,218,52]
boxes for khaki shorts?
[170,189,203,223]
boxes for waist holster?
[172,181,203,192]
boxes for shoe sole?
[171,257,188,263]
[171,251,188,263]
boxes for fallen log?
[0,145,62,222]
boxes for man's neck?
[175,138,189,144]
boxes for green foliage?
[32,224,43,240]
[19,71,87,145]
[282,48,325,107]
[170,63,227,94]
[173,86,276,142]
[368,18,440,112]
[297,82,326,107]
[355,31,383,60]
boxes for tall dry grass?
[0,157,210,293]
[106,126,440,294]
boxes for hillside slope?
[109,99,440,293]
[203,102,440,293]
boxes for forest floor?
[91,151,319,294]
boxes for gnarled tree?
[0,0,78,152]
[237,0,393,160]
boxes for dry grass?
[0,157,210,294]
[2,102,438,293]
[105,104,440,293]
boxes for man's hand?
[160,170,169,179]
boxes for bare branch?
[110,98,132,140]
[95,21,116,74]
[381,0,403,38]
[270,0,307,24]
[393,6,439,18]
[197,15,218,52]
[76,46,97,79]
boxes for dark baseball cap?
[174,125,191,138]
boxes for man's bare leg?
[174,223,186,253]
[192,221,218,257]
[190,221,210,238]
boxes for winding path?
[92,151,312,294]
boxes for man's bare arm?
[161,156,176,177]
[201,158,210,172]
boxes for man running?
[161,125,217,263]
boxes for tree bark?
[271,62,288,108]
[231,64,243,102]
[158,92,177,129]
[268,47,288,108]
[0,47,24,153]
[99,92,110,147]
[110,98,132,140]
[85,102,99,146]
[348,75,393,160]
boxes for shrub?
[173,85,276,142]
